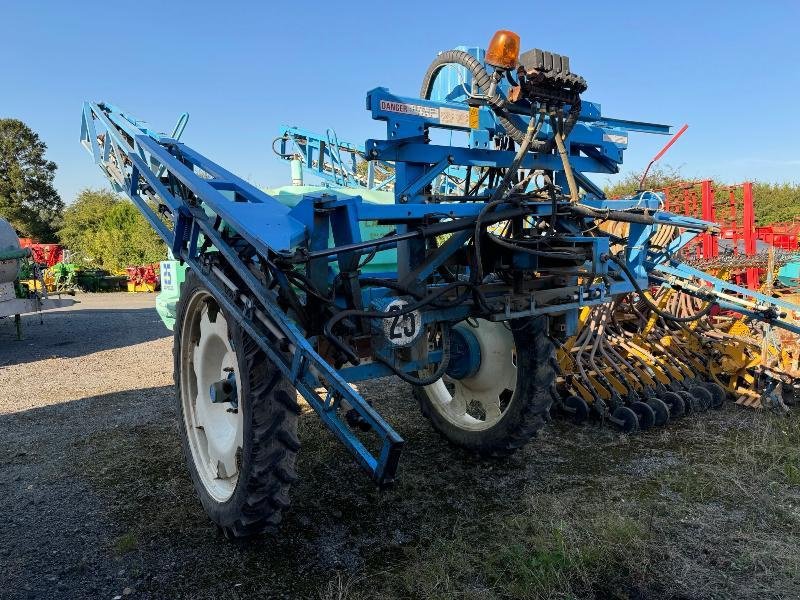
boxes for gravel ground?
[1,293,799,599]
[0,293,173,599]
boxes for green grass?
[114,531,138,555]
[378,512,649,600]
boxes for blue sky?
[3,0,799,204]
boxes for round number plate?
[383,299,422,347]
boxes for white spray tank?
[0,218,29,287]
[0,217,75,331]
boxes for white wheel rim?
[180,291,243,502]
[422,320,517,431]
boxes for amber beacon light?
[485,30,521,69]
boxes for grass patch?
[368,505,650,599]
[115,531,138,555]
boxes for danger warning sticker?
[379,100,438,120]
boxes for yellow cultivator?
[554,284,800,430]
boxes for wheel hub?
[423,320,516,431]
[181,293,243,501]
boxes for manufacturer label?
[439,107,470,127]
[603,132,628,145]
[379,100,438,120]
[382,299,422,347]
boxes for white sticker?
[439,107,470,127]
[160,261,175,291]
[603,132,628,145]
[382,299,422,347]
[379,100,439,120]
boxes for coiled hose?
[419,49,581,152]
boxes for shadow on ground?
[0,303,169,367]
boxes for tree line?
[604,166,800,225]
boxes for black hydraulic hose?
[487,234,584,260]
[609,254,716,323]
[570,203,660,226]
[324,281,469,364]
[359,277,491,312]
[420,50,526,144]
[471,115,538,282]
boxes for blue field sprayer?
[80,30,800,537]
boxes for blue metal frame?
[276,126,396,190]
[81,102,405,484]
[77,86,705,483]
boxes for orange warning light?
[485,30,521,69]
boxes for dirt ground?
[1,293,799,600]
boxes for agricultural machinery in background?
[81,30,800,538]
[0,218,76,338]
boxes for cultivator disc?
[553,283,800,427]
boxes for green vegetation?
[114,532,138,555]
[0,119,64,241]
[58,189,165,270]
[604,166,800,226]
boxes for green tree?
[603,165,686,199]
[58,188,165,270]
[0,119,64,241]
[751,182,800,225]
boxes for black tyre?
[414,316,554,456]
[630,401,656,431]
[562,395,590,424]
[690,385,713,412]
[611,405,639,433]
[647,397,671,426]
[659,391,686,418]
[175,271,300,538]
[702,381,726,409]
[677,390,697,414]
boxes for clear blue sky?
[3,0,799,204]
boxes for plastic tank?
[0,218,27,284]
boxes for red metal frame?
[18,239,64,268]
[756,220,800,251]
[662,180,758,289]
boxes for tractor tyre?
[414,316,554,456]
[175,271,300,538]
